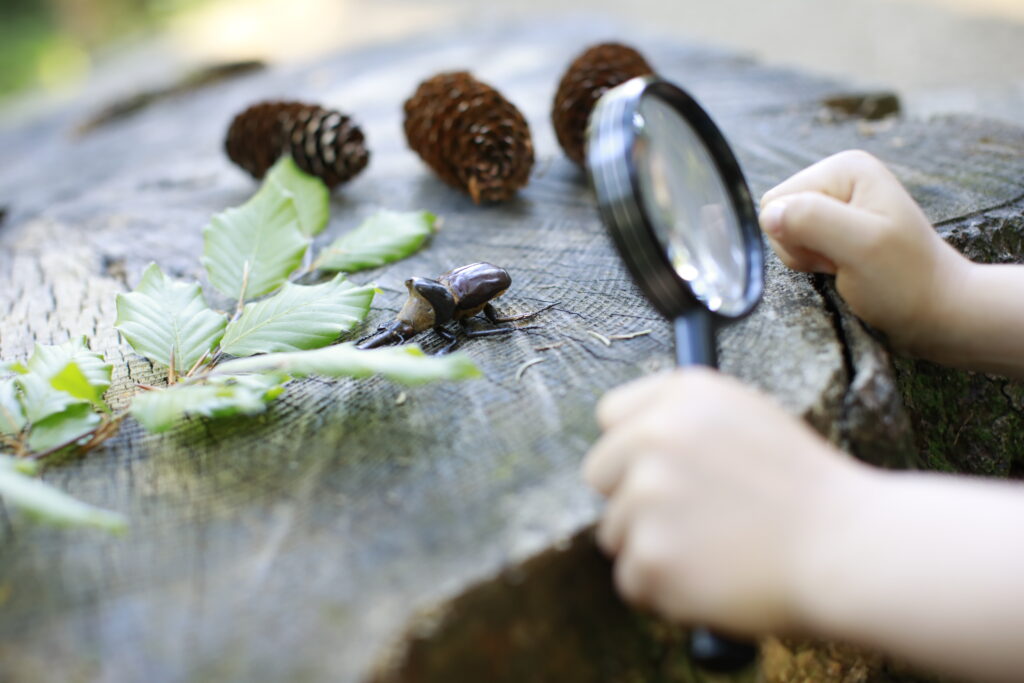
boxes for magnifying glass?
[586,76,764,673]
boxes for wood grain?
[1,19,1022,682]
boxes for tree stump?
[0,19,1021,682]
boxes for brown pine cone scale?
[404,72,534,204]
[552,43,654,165]
[225,101,369,189]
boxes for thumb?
[760,191,882,266]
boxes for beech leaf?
[217,343,481,385]
[266,156,330,237]
[0,455,127,533]
[314,210,437,272]
[50,362,107,411]
[0,379,26,435]
[27,403,102,453]
[201,180,309,300]
[17,372,82,424]
[116,263,227,372]
[130,374,285,433]
[0,361,26,376]
[220,275,375,357]
[27,337,112,396]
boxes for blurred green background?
[0,0,203,98]
[2,0,1023,125]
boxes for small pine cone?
[225,101,369,188]
[404,72,534,204]
[552,43,654,165]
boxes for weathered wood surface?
[1,18,1022,682]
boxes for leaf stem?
[186,348,212,378]
[28,412,126,462]
[234,261,251,319]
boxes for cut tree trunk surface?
[0,18,1022,683]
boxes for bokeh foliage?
[0,0,200,99]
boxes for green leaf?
[27,403,101,453]
[50,362,107,411]
[266,156,330,237]
[115,263,227,372]
[0,455,127,533]
[7,456,38,476]
[220,275,375,357]
[17,372,81,424]
[130,374,285,433]
[15,358,105,452]
[314,210,437,272]
[27,337,112,395]
[202,180,309,300]
[0,379,26,435]
[0,360,27,376]
[217,343,482,386]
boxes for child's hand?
[585,370,1024,680]
[582,367,871,635]
[758,150,968,355]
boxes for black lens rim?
[586,75,764,321]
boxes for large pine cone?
[552,43,654,165]
[225,101,369,188]
[404,72,534,204]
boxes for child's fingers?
[760,149,882,208]
[583,426,634,495]
[761,192,883,266]
[596,371,674,431]
[766,235,838,274]
[613,518,664,609]
[596,455,673,555]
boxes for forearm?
[922,261,1024,378]
[792,469,1024,682]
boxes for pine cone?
[225,101,369,188]
[552,43,654,165]
[404,72,534,204]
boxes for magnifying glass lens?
[633,94,748,316]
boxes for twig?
[586,330,612,347]
[186,348,212,378]
[534,342,565,352]
[515,358,546,381]
[0,433,26,458]
[28,412,126,461]
[167,345,176,385]
[78,413,128,453]
[608,329,652,341]
[206,351,226,370]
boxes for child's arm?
[759,150,1024,377]
[584,368,1024,682]
[583,152,1024,680]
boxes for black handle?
[674,311,758,674]
[673,309,718,367]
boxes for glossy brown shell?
[439,262,511,313]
